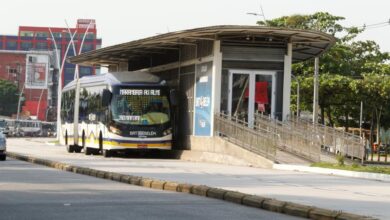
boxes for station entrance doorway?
[227,70,276,127]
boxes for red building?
[0,51,52,120]
[0,19,102,121]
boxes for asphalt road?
[6,138,390,219]
[0,158,301,220]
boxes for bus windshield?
[111,87,170,125]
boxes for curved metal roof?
[69,25,336,66]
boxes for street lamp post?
[48,21,93,141]
[48,28,78,140]
[246,5,267,24]
[64,20,94,146]
[65,19,95,80]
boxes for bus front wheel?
[82,132,92,155]
[103,149,112,158]
[66,144,75,153]
[99,132,111,157]
[65,131,74,153]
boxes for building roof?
[69,25,336,66]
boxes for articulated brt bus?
[60,71,175,157]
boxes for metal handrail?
[288,115,364,160]
[214,112,364,163]
[214,113,278,161]
[254,113,321,162]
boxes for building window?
[0,41,3,49]
[6,65,21,82]
[20,31,34,37]
[7,66,18,74]
[67,49,75,57]
[36,42,48,50]
[51,42,62,50]
[64,68,75,86]
[65,67,75,75]
[81,44,93,53]
[79,67,92,76]
[64,32,73,39]
[51,32,62,38]
[21,42,33,50]
[6,41,17,50]
[36,32,48,38]
[86,33,95,39]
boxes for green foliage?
[336,154,345,166]
[351,163,360,169]
[261,11,390,132]
[312,162,390,175]
[258,12,346,35]
[380,128,390,145]
[0,80,19,116]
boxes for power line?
[359,19,390,30]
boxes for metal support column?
[211,40,222,136]
[282,42,292,121]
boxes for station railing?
[214,112,365,163]
[214,113,278,161]
[254,114,321,162]
[288,116,365,162]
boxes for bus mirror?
[102,89,112,107]
[170,89,177,106]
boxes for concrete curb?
[7,151,376,220]
[274,164,390,182]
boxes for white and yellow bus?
[60,71,175,157]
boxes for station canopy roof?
[69,25,336,66]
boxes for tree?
[260,12,390,133]
[0,80,19,116]
[257,12,345,35]
[351,74,390,142]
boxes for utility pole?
[16,84,25,120]
[360,101,363,138]
[312,57,319,124]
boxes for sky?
[2,0,390,52]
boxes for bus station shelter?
[70,25,335,150]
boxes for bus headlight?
[163,128,172,136]
[109,126,122,135]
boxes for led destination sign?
[129,131,157,137]
[119,89,161,96]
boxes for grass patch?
[48,140,60,144]
[311,162,390,175]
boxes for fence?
[288,116,365,161]
[214,113,278,161]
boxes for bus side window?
[79,88,88,122]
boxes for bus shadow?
[112,150,183,160]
